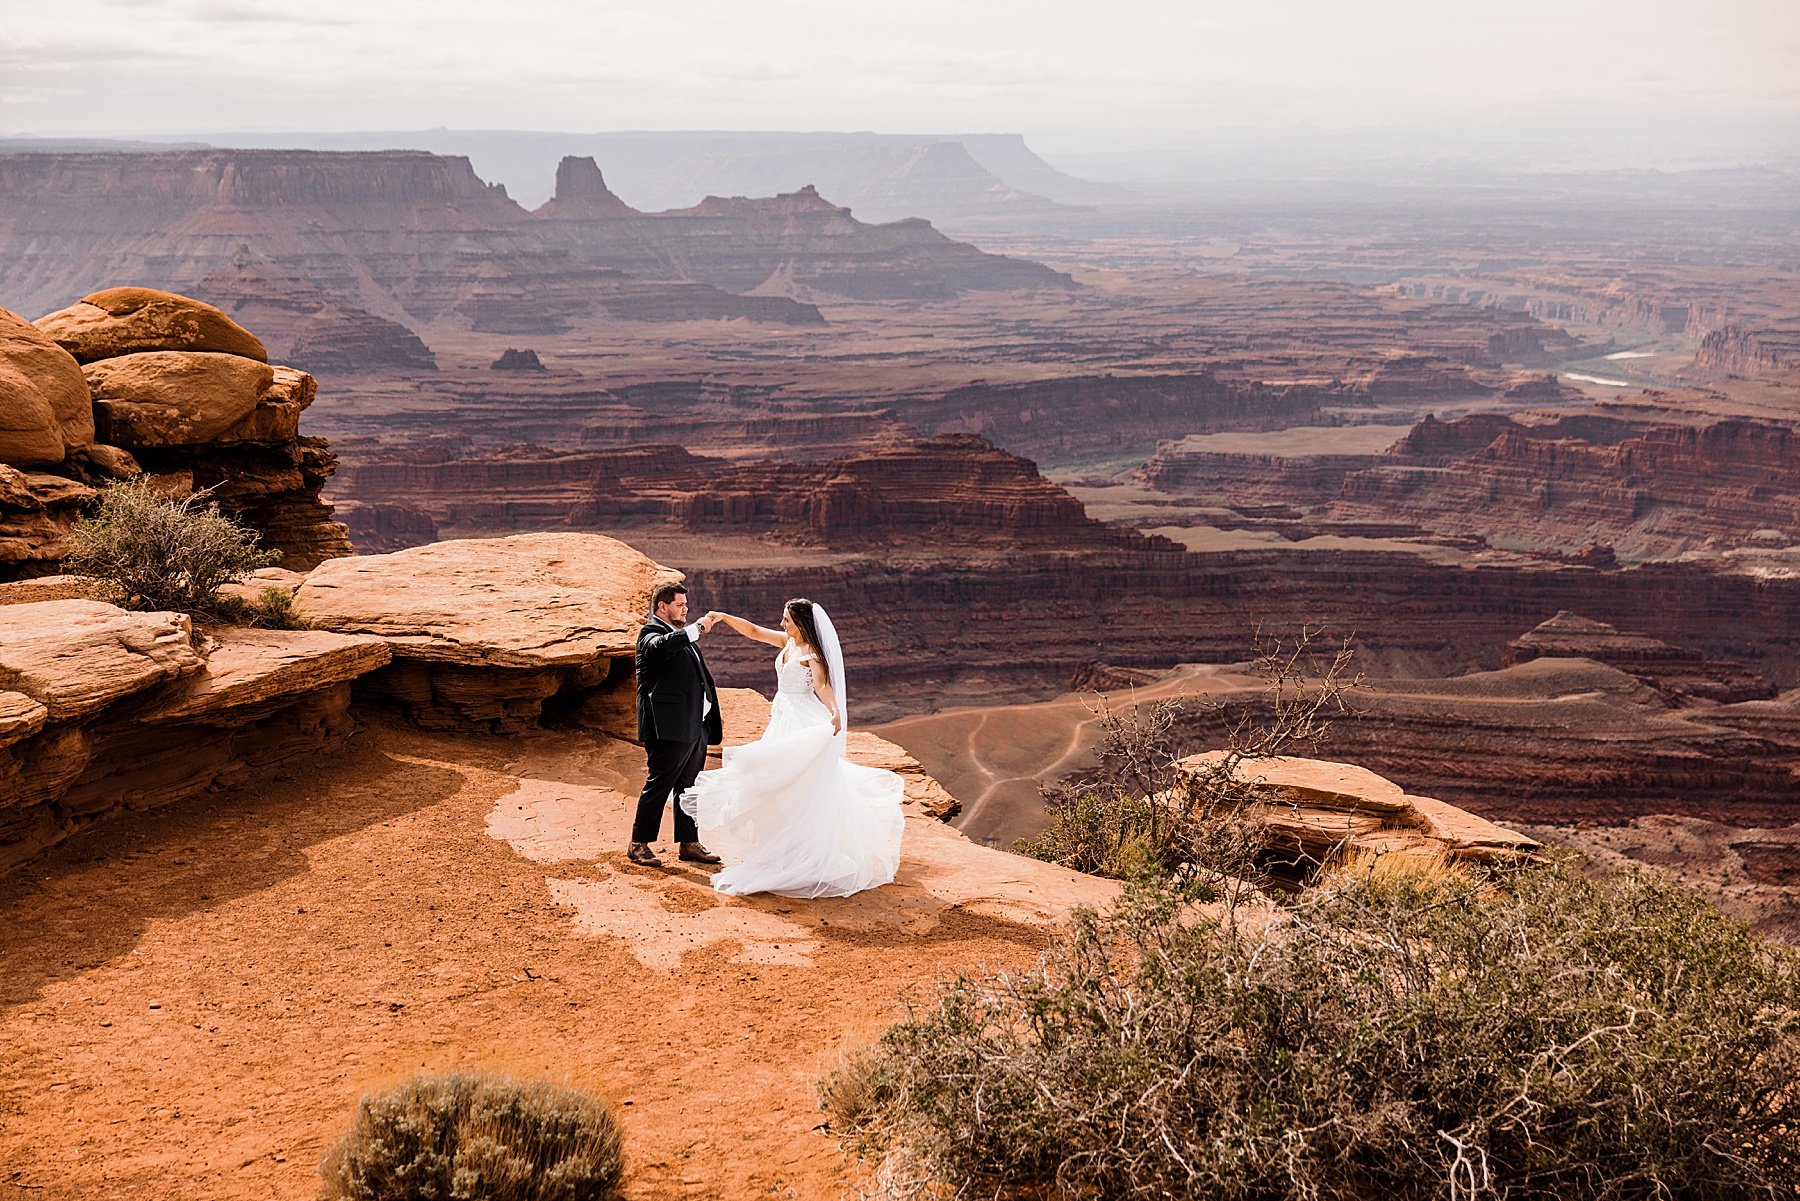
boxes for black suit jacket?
[635,616,723,745]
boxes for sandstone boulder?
[0,599,202,720]
[35,287,267,364]
[215,365,314,444]
[0,690,47,749]
[80,443,142,480]
[0,307,92,457]
[1179,752,1540,871]
[85,351,275,447]
[0,361,65,467]
[0,306,93,464]
[295,533,681,667]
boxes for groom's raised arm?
[639,622,699,664]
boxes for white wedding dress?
[680,638,904,898]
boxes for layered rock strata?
[0,596,390,873]
[1142,409,1800,561]
[293,532,681,733]
[670,435,1151,547]
[1691,324,1800,380]
[1506,611,1775,704]
[1178,752,1539,881]
[1191,659,1800,827]
[333,435,1171,553]
[688,545,1800,714]
[0,149,1078,347]
[184,262,437,374]
[534,165,1074,301]
[0,287,352,577]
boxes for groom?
[627,582,724,868]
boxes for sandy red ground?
[0,715,1110,1200]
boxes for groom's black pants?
[632,738,707,844]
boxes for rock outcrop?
[294,532,681,733]
[0,595,390,874]
[1691,324,1800,380]
[530,157,1073,302]
[332,436,1169,553]
[490,348,547,372]
[0,286,352,577]
[1333,418,1800,560]
[86,351,275,446]
[1192,658,1800,827]
[1179,752,1539,880]
[185,263,437,374]
[0,307,93,466]
[1506,611,1775,704]
[670,434,1145,547]
[0,148,1083,344]
[36,287,268,363]
[1141,409,1800,562]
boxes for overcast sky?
[3,0,1797,136]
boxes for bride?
[679,599,905,899]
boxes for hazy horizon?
[5,0,1797,138]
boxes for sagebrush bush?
[1022,630,1357,897]
[64,476,278,616]
[216,585,310,630]
[320,1074,625,1201]
[823,860,1800,1200]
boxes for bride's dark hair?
[784,598,830,685]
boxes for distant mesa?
[0,147,1071,333]
[1505,611,1776,705]
[531,155,638,220]
[1692,324,1800,380]
[674,183,848,219]
[491,348,547,372]
[530,155,1074,302]
[66,128,1135,219]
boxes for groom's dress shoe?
[679,842,722,864]
[626,842,663,867]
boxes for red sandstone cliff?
[1692,324,1800,380]
[0,149,1078,349]
[531,158,1074,301]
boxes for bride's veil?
[812,604,849,743]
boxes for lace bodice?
[775,640,820,697]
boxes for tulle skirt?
[680,690,905,898]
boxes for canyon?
[2,142,1797,952]
[0,149,1070,368]
[1,128,1797,1196]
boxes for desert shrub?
[320,1073,625,1201]
[1021,629,1358,897]
[64,476,279,616]
[823,860,1800,1200]
[215,585,310,629]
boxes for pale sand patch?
[484,778,628,863]
[484,710,1113,972]
[546,877,822,970]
